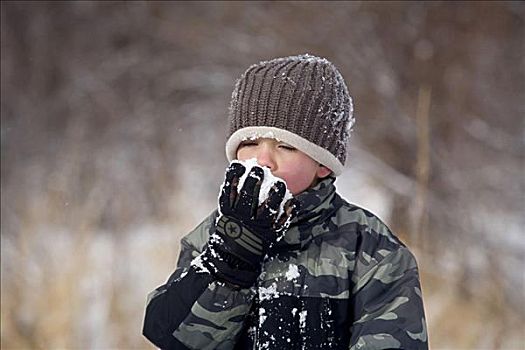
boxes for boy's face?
[236,138,332,195]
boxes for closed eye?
[278,143,296,151]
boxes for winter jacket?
[143,178,428,349]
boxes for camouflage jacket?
[143,178,428,349]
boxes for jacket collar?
[275,176,338,251]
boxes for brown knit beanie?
[225,54,355,176]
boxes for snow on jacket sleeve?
[349,243,428,350]
[143,212,256,350]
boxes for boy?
[143,54,428,349]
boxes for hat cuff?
[225,126,344,176]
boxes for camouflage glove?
[203,162,298,288]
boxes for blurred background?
[1,1,524,349]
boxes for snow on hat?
[225,54,355,176]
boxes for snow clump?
[231,158,293,218]
[258,282,280,301]
[285,263,300,281]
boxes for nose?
[256,145,276,171]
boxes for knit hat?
[225,54,355,176]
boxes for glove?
[202,162,298,288]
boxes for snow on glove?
[203,161,298,288]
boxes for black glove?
[202,162,298,288]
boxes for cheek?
[278,167,317,195]
[285,177,311,195]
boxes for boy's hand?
[203,162,298,287]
